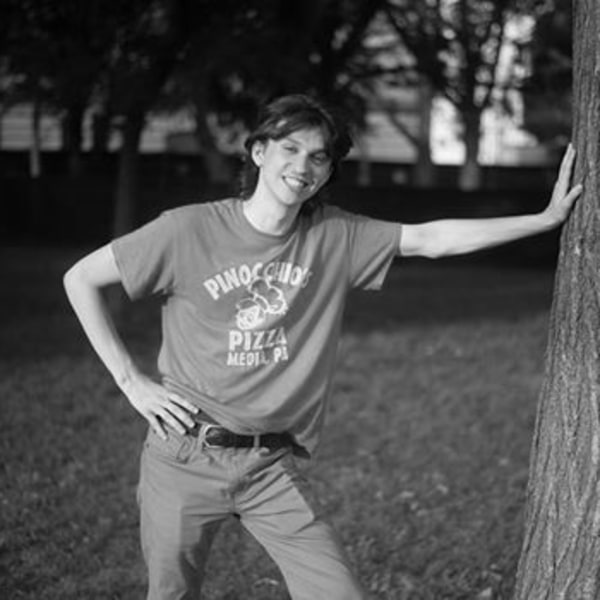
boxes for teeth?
[284,176,310,190]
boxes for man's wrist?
[534,209,559,233]
[113,363,142,393]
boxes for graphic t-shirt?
[112,198,401,455]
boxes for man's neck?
[243,195,301,236]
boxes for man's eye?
[312,154,329,165]
[283,145,297,153]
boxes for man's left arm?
[399,144,583,259]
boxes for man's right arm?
[63,244,198,439]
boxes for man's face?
[252,127,333,207]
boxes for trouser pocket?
[143,427,198,464]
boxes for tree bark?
[63,101,85,177]
[458,106,482,191]
[29,96,42,179]
[91,109,111,156]
[513,2,600,598]
[112,112,144,238]
[412,78,436,188]
[195,109,235,186]
[0,107,5,149]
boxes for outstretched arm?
[399,144,583,258]
[63,244,198,439]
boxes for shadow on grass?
[345,256,555,333]
[1,245,551,599]
[0,246,556,363]
[0,246,163,364]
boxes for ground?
[0,246,556,599]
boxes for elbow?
[63,263,76,291]
[63,259,97,300]
[63,246,122,312]
[63,262,83,298]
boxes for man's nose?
[291,152,311,173]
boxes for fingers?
[165,393,199,432]
[126,384,200,439]
[169,393,200,416]
[560,142,575,173]
[149,414,169,440]
[552,144,583,209]
[555,143,576,192]
[561,184,583,214]
[566,183,584,203]
[149,395,197,437]
[561,142,575,170]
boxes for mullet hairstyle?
[239,94,353,214]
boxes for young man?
[64,94,581,600]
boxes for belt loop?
[253,434,260,449]
[197,423,208,448]
[199,423,218,449]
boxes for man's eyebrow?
[285,135,329,155]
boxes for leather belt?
[191,421,291,450]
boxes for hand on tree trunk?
[542,143,583,228]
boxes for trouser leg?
[138,429,228,600]
[237,449,366,600]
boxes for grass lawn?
[0,246,557,599]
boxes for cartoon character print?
[235,276,288,330]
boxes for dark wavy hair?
[239,94,353,213]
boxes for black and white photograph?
[1,1,596,598]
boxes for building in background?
[0,90,551,161]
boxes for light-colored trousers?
[138,427,366,600]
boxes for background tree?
[3,0,60,178]
[513,1,600,597]
[385,0,519,190]
[295,0,387,105]
[166,0,298,187]
[1,0,193,234]
[520,0,572,149]
[172,0,390,187]
[369,9,439,188]
[106,0,193,237]
[51,1,115,177]
[2,0,122,177]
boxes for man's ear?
[251,141,265,168]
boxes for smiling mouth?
[283,176,313,191]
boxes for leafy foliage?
[384,0,514,115]
[520,0,571,146]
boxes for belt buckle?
[199,423,221,449]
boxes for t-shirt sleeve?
[111,211,178,300]
[346,212,402,290]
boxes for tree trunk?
[27,97,43,236]
[29,97,42,179]
[458,107,482,191]
[195,111,235,186]
[63,102,86,177]
[412,78,436,188]
[513,2,600,598]
[92,109,111,156]
[0,107,4,149]
[191,86,236,187]
[112,112,144,238]
[355,136,372,186]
